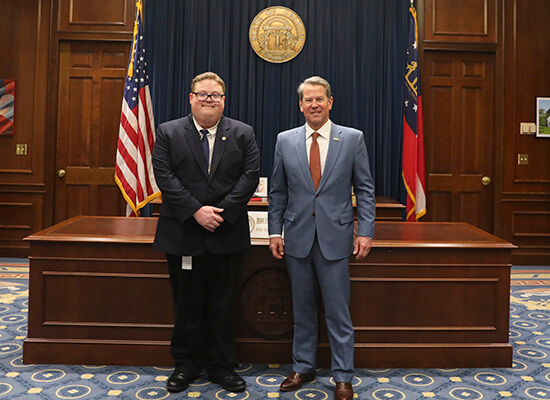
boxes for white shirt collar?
[305,120,331,140]
[192,116,220,136]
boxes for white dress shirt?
[193,117,219,174]
[305,120,331,174]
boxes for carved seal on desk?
[249,6,306,63]
[240,268,293,336]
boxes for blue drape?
[144,0,409,201]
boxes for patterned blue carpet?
[0,258,549,399]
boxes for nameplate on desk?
[248,211,269,239]
[254,177,268,197]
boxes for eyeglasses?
[192,92,225,103]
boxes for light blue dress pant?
[285,237,354,382]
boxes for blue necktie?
[200,129,209,169]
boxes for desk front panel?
[24,217,513,367]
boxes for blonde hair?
[191,72,226,94]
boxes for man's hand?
[269,237,285,259]
[193,206,224,232]
[353,236,372,260]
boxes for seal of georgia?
[249,6,306,63]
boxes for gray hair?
[297,76,332,100]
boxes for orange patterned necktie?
[310,132,321,190]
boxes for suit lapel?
[317,124,343,193]
[182,115,209,178]
[293,126,316,192]
[209,117,229,180]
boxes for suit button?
[312,213,316,217]
[315,194,319,198]
[207,188,212,193]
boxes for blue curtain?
[144,0,409,201]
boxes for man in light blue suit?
[268,76,375,400]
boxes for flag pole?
[115,0,161,217]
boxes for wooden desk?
[24,217,514,368]
[371,196,405,220]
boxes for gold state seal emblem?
[249,6,306,63]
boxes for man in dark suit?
[152,72,260,393]
[268,76,375,400]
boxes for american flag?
[402,4,426,222]
[115,0,160,216]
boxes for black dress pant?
[166,251,240,374]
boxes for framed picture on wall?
[536,97,550,138]
[0,79,15,136]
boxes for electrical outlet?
[518,154,529,165]
[16,144,27,155]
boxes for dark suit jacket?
[152,114,260,256]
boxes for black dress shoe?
[166,370,198,393]
[208,369,246,392]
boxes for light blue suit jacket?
[268,122,376,261]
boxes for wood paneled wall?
[0,0,549,263]
[424,0,497,44]
[0,0,50,257]
[0,0,133,256]
[421,0,550,264]
[500,0,550,264]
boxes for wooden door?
[54,41,129,223]
[422,51,495,232]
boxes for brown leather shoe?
[334,382,353,400]
[279,371,315,392]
